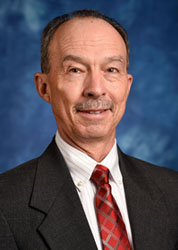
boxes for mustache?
[74,99,114,111]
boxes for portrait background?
[0,0,178,173]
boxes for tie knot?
[91,164,109,187]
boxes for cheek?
[111,82,130,119]
[50,83,82,118]
[112,82,130,104]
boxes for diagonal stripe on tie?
[91,164,131,250]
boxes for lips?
[78,109,108,114]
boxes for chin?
[77,128,112,141]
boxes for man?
[0,9,178,250]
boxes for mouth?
[77,109,110,114]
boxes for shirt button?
[77,181,84,187]
[118,180,122,185]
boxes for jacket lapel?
[30,139,97,250]
[118,147,169,250]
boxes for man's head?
[34,10,133,151]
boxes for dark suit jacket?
[0,138,178,250]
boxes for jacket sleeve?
[0,210,19,250]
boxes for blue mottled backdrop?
[0,0,178,173]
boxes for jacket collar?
[118,147,169,250]
[30,139,98,250]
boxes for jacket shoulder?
[0,158,39,206]
[124,153,178,180]
[120,151,178,203]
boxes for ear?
[126,73,133,97]
[34,72,51,103]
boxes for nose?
[83,70,106,98]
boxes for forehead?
[49,17,127,61]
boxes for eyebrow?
[62,55,87,64]
[104,56,125,64]
[62,54,125,65]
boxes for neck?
[59,132,115,162]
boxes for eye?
[69,68,81,73]
[107,67,118,73]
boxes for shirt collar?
[55,131,122,187]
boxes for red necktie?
[91,164,131,250]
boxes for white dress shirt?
[55,131,134,250]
